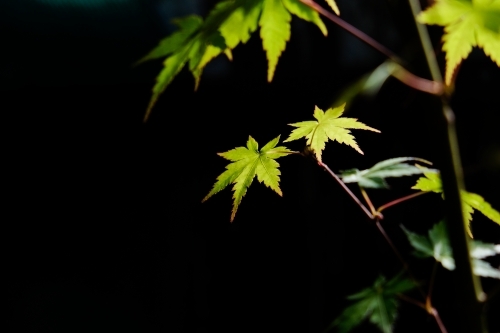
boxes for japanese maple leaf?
[139,0,329,120]
[328,274,415,333]
[284,104,380,162]
[412,168,500,237]
[418,0,500,85]
[202,136,292,222]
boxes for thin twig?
[299,0,443,95]
[427,261,439,309]
[398,280,448,333]
[425,263,449,333]
[398,293,427,310]
[430,307,449,333]
[407,0,443,83]
[377,191,428,213]
[375,220,426,299]
[360,187,376,215]
[300,0,403,64]
[318,161,374,220]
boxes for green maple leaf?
[402,221,455,270]
[418,0,500,85]
[403,221,500,278]
[284,104,380,161]
[139,0,328,120]
[327,274,415,333]
[340,157,436,189]
[260,0,292,82]
[135,16,203,65]
[412,169,500,236]
[325,0,340,15]
[202,136,293,222]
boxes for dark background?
[2,0,499,332]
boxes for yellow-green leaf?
[418,0,500,85]
[412,171,500,235]
[135,15,203,65]
[282,0,327,35]
[260,0,292,82]
[145,46,191,121]
[284,104,380,161]
[442,15,478,85]
[203,136,293,222]
[220,0,263,48]
[462,191,500,226]
[325,0,340,15]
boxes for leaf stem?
[360,187,376,216]
[431,308,449,333]
[407,0,443,84]
[318,161,374,220]
[377,191,428,214]
[397,293,426,310]
[299,0,443,95]
[426,261,439,309]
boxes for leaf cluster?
[412,168,500,235]
[403,221,500,279]
[138,0,336,120]
[203,103,381,220]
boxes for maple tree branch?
[299,0,443,95]
[427,261,439,304]
[408,0,486,331]
[318,161,374,220]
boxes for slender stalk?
[431,308,449,333]
[408,0,486,331]
[318,161,374,220]
[360,187,376,215]
[299,0,443,95]
[427,261,439,308]
[377,191,428,214]
[424,263,449,333]
[377,219,447,333]
[398,293,427,311]
[407,0,443,83]
[300,0,402,63]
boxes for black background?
[3,0,499,332]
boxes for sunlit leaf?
[418,0,500,85]
[412,170,500,236]
[139,0,330,119]
[260,0,292,82]
[203,136,293,221]
[136,15,203,64]
[284,104,380,161]
[325,0,340,15]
